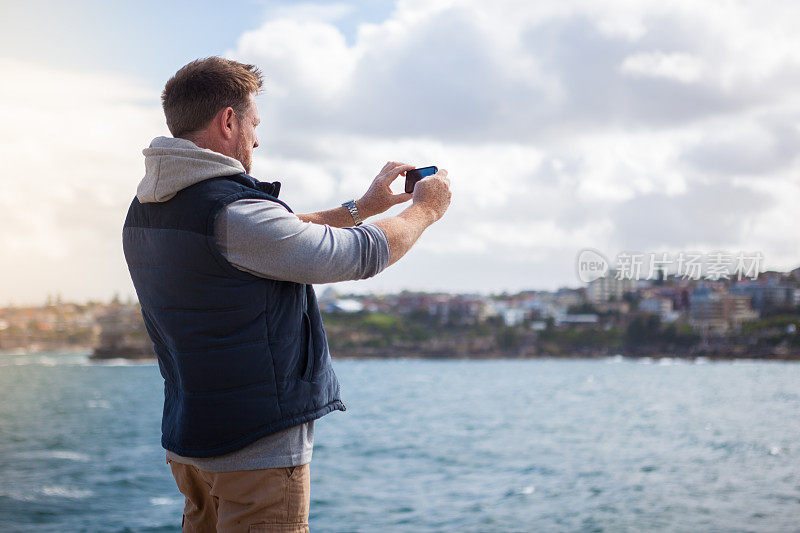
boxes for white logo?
[576,248,609,283]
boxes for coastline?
[7,345,798,362]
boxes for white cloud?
[6,0,800,303]
[620,52,704,84]
[227,0,800,293]
[232,19,358,100]
[0,58,166,304]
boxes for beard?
[234,133,252,175]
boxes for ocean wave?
[90,357,156,367]
[0,354,158,367]
[40,485,94,499]
[87,399,111,409]
[150,496,183,506]
[0,354,90,367]
[16,450,91,462]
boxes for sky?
[1,0,800,305]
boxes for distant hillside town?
[3,266,800,360]
[0,294,151,358]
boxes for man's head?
[161,57,263,173]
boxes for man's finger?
[383,164,415,182]
[393,163,416,175]
[385,161,413,173]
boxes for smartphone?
[404,166,438,194]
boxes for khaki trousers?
[167,458,311,533]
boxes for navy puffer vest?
[122,173,345,457]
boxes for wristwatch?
[342,199,363,226]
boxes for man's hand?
[372,167,451,267]
[411,169,451,223]
[356,162,415,218]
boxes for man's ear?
[217,106,236,140]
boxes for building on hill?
[689,288,758,335]
[587,271,637,303]
[730,278,800,313]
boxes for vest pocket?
[300,311,315,382]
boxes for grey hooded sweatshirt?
[136,136,390,471]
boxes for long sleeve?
[214,198,391,284]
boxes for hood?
[136,136,246,203]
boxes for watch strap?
[342,199,363,226]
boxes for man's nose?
[254,135,259,149]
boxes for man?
[122,56,451,532]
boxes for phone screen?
[405,166,438,194]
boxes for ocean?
[0,353,797,532]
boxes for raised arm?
[214,164,451,284]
